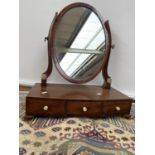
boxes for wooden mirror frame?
[41,2,112,89]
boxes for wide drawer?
[67,101,102,117]
[103,101,131,116]
[26,98,65,116]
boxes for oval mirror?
[52,3,108,83]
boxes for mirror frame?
[41,2,112,88]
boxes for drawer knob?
[83,107,87,112]
[116,106,121,111]
[43,105,48,111]
[41,91,48,95]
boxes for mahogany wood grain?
[26,98,65,117]
[67,101,101,117]
[25,83,132,118]
[102,21,112,89]
[103,101,131,117]
[27,83,130,101]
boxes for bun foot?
[124,114,134,120]
[22,115,33,121]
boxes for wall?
[19,0,135,97]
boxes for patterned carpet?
[19,92,135,155]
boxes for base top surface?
[27,83,131,102]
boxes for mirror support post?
[41,12,58,86]
[102,20,112,89]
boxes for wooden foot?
[22,115,33,121]
[124,114,134,120]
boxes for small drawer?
[67,101,101,117]
[103,101,131,116]
[26,98,65,116]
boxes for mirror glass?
[54,7,106,82]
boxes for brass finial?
[107,77,112,84]
[41,74,47,80]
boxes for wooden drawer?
[67,101,102,117]
[26,98,65,117]
[103,101,131,116]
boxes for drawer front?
[26,98,65,116]
[67,101,101,117]
[103,101,131,116]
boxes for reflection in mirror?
[54,7,106,81]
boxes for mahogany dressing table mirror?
[25,3,133,119]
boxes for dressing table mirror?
[25,3,133,119]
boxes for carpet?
[19,92,135,155]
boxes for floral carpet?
[19,92,135,155]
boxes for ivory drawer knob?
[41,91,48,95]
[43,105,48,111]
[83,107,87,112]
[116,106,121,111]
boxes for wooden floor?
[19,85,32,91]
